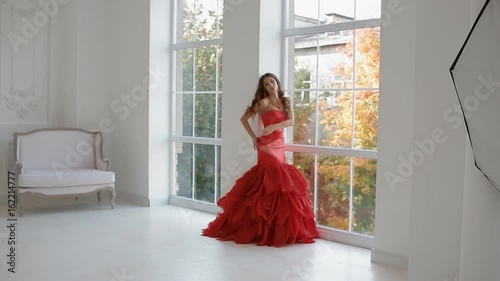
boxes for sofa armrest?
[97,157,111,171]
[15,161,23,174]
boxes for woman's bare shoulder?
[254,98,270,114]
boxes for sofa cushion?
[18,169,115,188]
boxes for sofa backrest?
[15,129,99,170]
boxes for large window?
[284,0,380,240]
[171,0,223,204]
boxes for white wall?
[109,0,151,205]
[408,0,470,280]
[372,0,415,268]
[73,0,112,131]
[69,0,114,166]
[148,0,170,205]
[376,1,500,280]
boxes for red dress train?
[202,109,319,247]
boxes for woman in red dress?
[202,73,319,247]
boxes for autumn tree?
[320,27,379,235]
[293,27,380,235]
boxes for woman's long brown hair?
[245,73,290,116]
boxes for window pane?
[354,91,378,150]
[355,0,381,20]
[290,0,379,27]
[175,142,193,198]
[319,0,355,24]
[352,158,376,236]
[194,94,216,138]
[320,31,354,89]
[194,144,215,202]
[318,91,353,148]
[178,0,222,42]
[291,35,318,89]
[217,0,224,38]
[355,27,380,88]
[292,152,316,205]
[290,0,319,27]
[317,155,350,230]
[174,93,194,136]
[175,49,195,92]
[195,46,217,91]
[196,0,220,41]
[179,0,196,42]
[293,90,317,145]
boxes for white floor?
[0,196,407,281]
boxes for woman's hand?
[261,125,276,136]
[252,137,260,150]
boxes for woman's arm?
[261,103,294,136]
[240,104,261,149]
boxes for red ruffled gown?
[202,109,319,247]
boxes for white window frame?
[169,0,223,211]
[282,0,381,249]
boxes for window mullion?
[313,153,319,221]
[349,157,354,233]
[314,34,320,147]
[351,29,357,149]
[214,145,218,203]
[192,143,196,200]
[283,19,380,37]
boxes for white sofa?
[14,128,116,216]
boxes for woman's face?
[263,76,278,96]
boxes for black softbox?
[450,0,500,191]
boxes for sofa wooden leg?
[110,188,116,209]
[97,191,102,203]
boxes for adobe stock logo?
[7,0,72,53]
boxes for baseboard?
[0,191,163,208]
[318,227,374,249]
[168,195,221,214]
[0,192,165,208]
[371,248,408,269]
[148,197,169,207]
[116,191,149,207]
